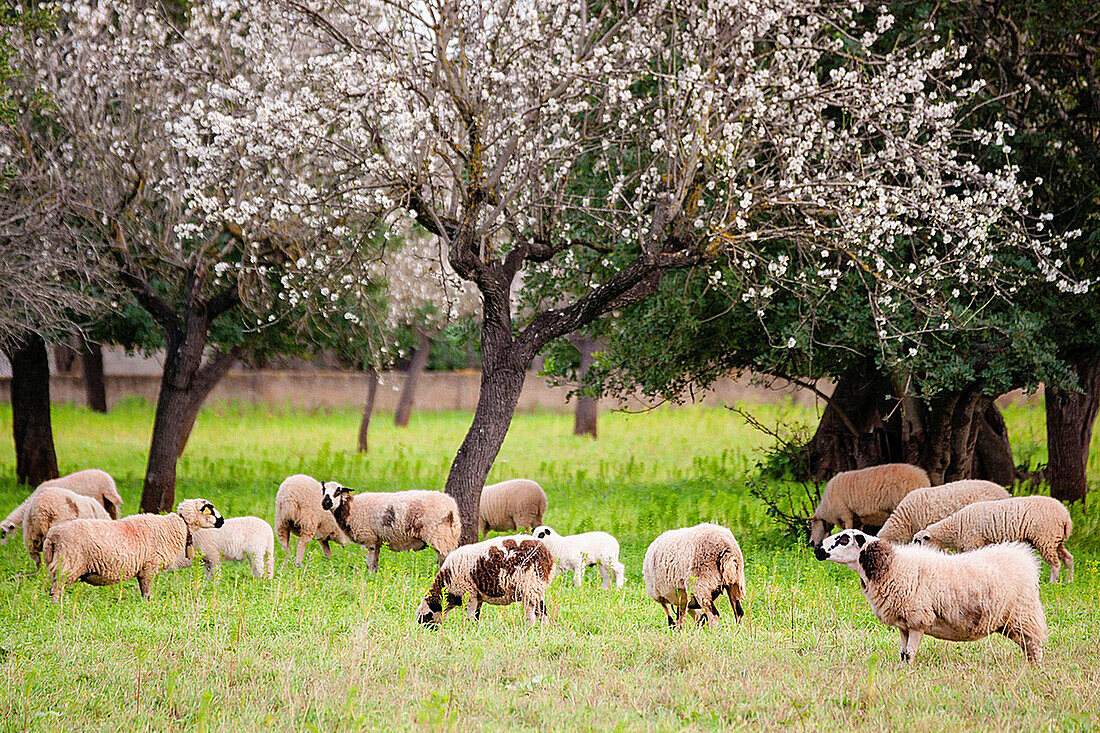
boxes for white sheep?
[815,529,1047,665]
[876,479,1010,543]
[478,479,548,537]
[173,516,276,580]
[913,496,1074,583]
[532,525,625,589]
[1,468,123,545]
[809,463,930,546]
[320,481,461,570]
[643,523,747,628]
[44,498,224,601]
[274,474,349,565]
[415,534,554,626]
[23,487,110,568]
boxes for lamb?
[23,487,111,568]
[320,481,461,570]
[1,468,123,544]
[876,479,1010,544]
[415,534,554,627]
[642,523,747,628]
[478,479,548,537]
[533,525,625,589]
[274,474,349,565]
[809,463,930,546]
[173,516,276,580]
[815,529,1047,665]
[43,498,224,601]
[913,496,1074,583]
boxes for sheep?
[320,481,461,570]
[809,464,931,546]
[23,487,111,568]
[415,534,554,627]
[913,496,1074,583]
[876,479,1010,544]
[815,529,1047,665]
[532,525,625,589]
[0,468,123,544]
[478,479,548,537]
[173,516,276,580]
[274,474,349,565]
[44,498,224,601]
[642,523,747,628]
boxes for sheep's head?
[533,525,558,541]
[102,490,123,520]
[912,530,934,546]
[320,481,353,511]
[808,518,828,547]
[0,519,15,545]
[813,529,871,565]
[177,498,224,530]
[415,597,443,627]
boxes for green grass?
[0,399,1098,730]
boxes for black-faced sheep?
[1,468,123,544]
[274,474,349,565]
[23,487,110,568]
[643,523,747,628]
[809,463,930,546]
[876,479,1010,544]
[415,535,554,627]
[173,516,276,580]
[914,496,1074,582]
[320,482,461,570]
[44,498,224,601]
[815,529,1047,665]
[478,479,548,537]
[533,525,625,589]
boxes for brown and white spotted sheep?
[416,535,555,626]
[321,482,461,570]
[816,529,1047,665]
[23,487,110,568]
[876,479,1010,544]
[643,523,747,628]
[44,498,224,601]
[914,495,1074,583]
[809,464,931,546]
[1,468,123,545]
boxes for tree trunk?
[54,339,78,374]
[80,340,108,413]
[394,329,431,428]
[1045,358,1100,504]
[357,367,379,452]
[7,334,60,486]
[570,336,599,438]
[974,401,1021,486]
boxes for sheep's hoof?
[900,651,911,664]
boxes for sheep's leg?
[465,597,481,622]
[1002,625,1044,665]
[203,556,220,582]
[598,563,611,590]
[573,566,585,588]
[1059,545,1074,583]
[674,593,689,629]
[434,548,446,567]
[523,599,539,626]
[295,527,314,566]
[276,521,290,552]
[612,560,626,589]
[136,568,155,599]
[478,519,488,538]
[901,629,922,664]
[30,549,41,570]
[659,601,676,627]
[839,511,857,530]
[1037,544,1061,583]
[365,545,380,572]
[249,551,265,578]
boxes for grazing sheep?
[44,498,224,601]
[415,535,554,627]
[876,480,1010,544]
[533,525,625,589]
[914,496,1074,583]
[23,487,110,568]
[643,523,747,628]
[174,516,276,580]
[320,481,461,570]
[809,464,930,546]
[275,474,349,566]
[1,468,123,544]
[815,529,1047,665]
[479,479,548,537]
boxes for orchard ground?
[1,400,1098,730]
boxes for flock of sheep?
[0,462,1075,666]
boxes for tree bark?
[80,339,108,413]
[357,367,379,452]
[394,329,431,428]
[974,401,1021,486]
[570,335,599,438]
[6,333,60,486]
[1045,358,1100,503]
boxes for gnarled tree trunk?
[570,335,599,438]
[6,333,60,486]
[357,367,379,452]
[394,329,431,428]
[80,339,108,413]
[805,360,898,479]
[1045,358,1100,504]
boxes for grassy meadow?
[0,398,1098,731]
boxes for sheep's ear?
[854,534,867,548]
